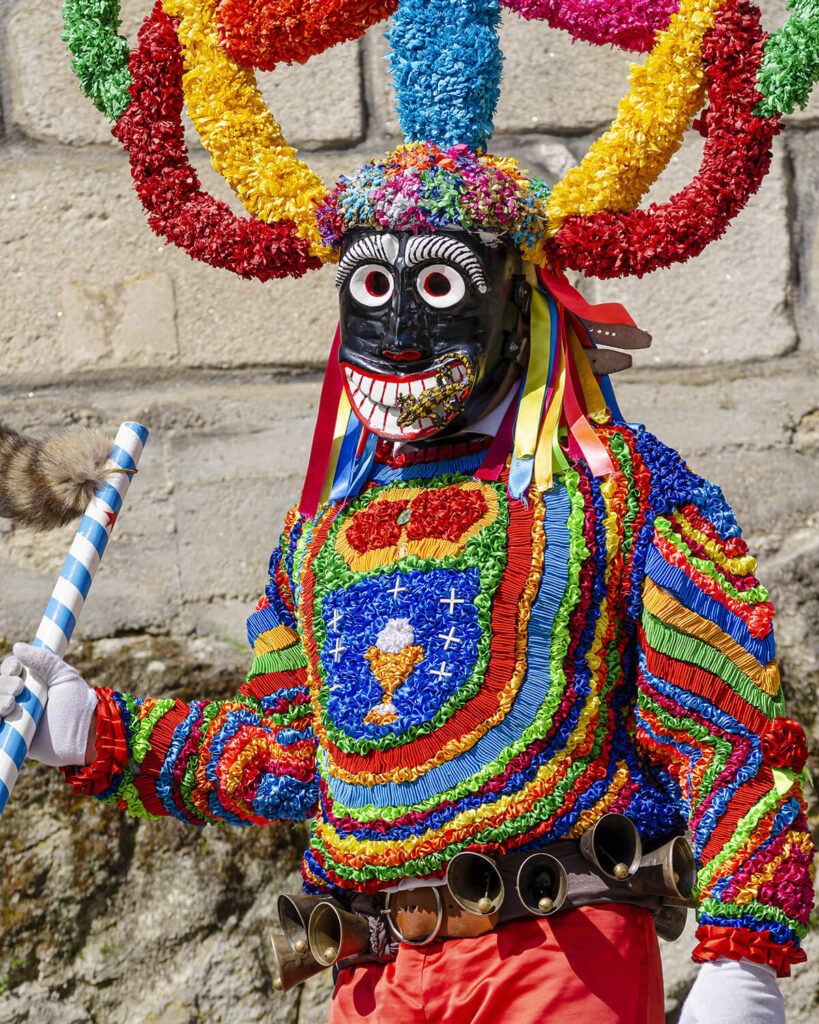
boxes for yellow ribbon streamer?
[567,322,608,423]
[320,390,353,505]
[533,338,566,492]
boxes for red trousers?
[328,905,664,1024]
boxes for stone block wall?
[0,3,816,1022]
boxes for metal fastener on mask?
[395,353,476,428]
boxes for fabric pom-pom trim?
[316,142,552,257]
[761,718,810,773]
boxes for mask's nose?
[381,283,424,362]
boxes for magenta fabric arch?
[500,0,681,52]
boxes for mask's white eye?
[416,264,466,309]
[349,264,394,307]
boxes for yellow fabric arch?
[544,0,730,236]
[163,0,331,259]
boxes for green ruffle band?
[653,517,770,607]
[695,778,796,893]
[638,689,732,803]
[316,736,609,882]
[642,610,785,720]
[756,0,819,118]
[248,645,308,679]
[99,694,171,820]
[607,432,639,559]
[61,0,132,122]
[697,895,808,941]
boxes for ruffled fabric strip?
[62,686,129,796]
[112,2,322,280]
[693,924,808,978]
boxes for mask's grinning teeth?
[342,355,474,439]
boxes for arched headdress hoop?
[61,0,819,279]
[59,0,819,511]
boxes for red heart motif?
[344,487,488,555]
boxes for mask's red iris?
[365,270,391,297]
[424,272,450,297]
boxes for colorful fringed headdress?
[62,0,819,506]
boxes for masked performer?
[1,1,816,1022]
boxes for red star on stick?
[105,510,119,530]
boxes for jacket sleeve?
[634,484,814,977]
[63,509,318,825]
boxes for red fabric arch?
[545,1,781,279]
[112,2,322,281]
[216,0,398,71]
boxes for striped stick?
[0,421,149,816]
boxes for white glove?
[0,643,97,767]
[680,958,785,1024]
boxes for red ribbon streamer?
[299,326,343,518]
[475,388,521,481]
[537,265,637,328]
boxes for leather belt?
[386,884,498,943]
[382,839,665,947]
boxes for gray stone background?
[0,1,817,1021]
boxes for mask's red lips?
[382,349,423,362]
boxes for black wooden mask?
[337,228,519,442]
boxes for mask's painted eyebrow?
[404,235,487,294]
[335,234,400,289]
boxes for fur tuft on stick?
[0,425,114,530]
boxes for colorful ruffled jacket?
[67,424,814,975]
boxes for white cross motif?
[440,587,464,615]
[330,638,346,663]
[388,576,407,600]
[438,626,462,650]
[430,662,453,682]
[330,609,343,632]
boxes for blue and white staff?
[0,421,148,816]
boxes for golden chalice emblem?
[364,618,424,725]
